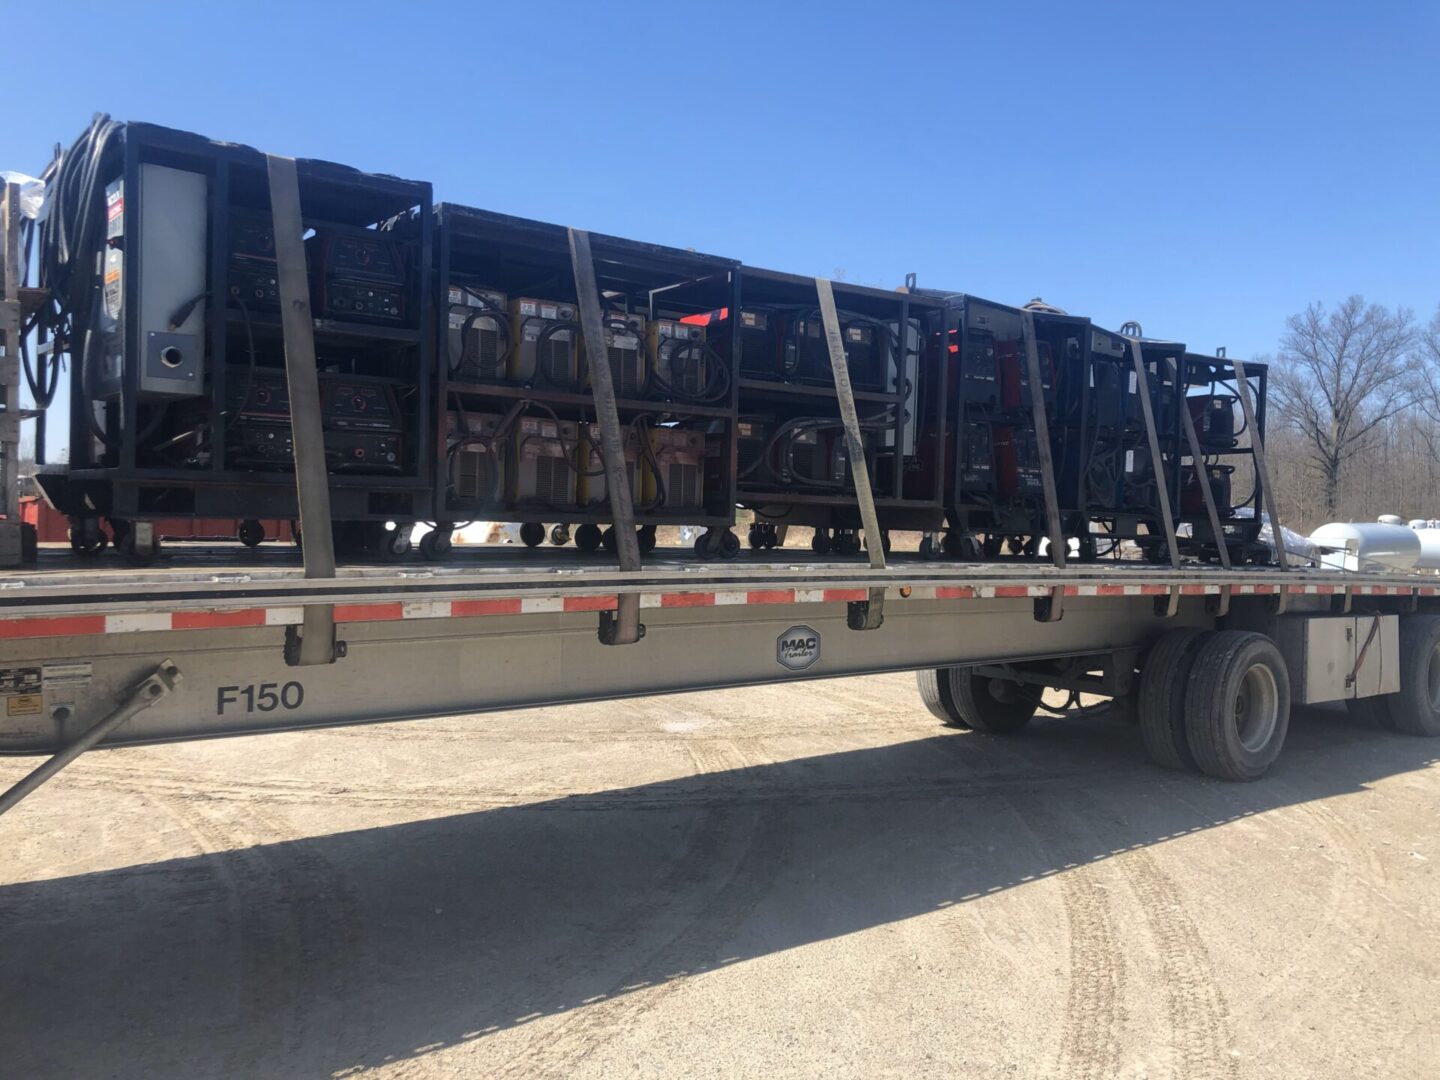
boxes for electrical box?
[510,298,578,388]
[446,284,508,382]
[582,313,647,398]
[101,164,210,399]
[447,412,505,506]
[509,416,578,508]
[1275,615,1400,704]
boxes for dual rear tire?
[1139,628,1291,782]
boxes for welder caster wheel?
[68,519,107,557]
[862,530,892,555]
[550,524,571,547]
[377,526,411,562]
[238,519,266,548]
[1076,535,1097,562]
[419,528,453,561]
[942,531,975,559]
[811,530,832,555]
[919,535,945,561]
[833,532,862,556]
[117,528,161,566]
[637,525,657,555]
[694,529,740,559]
[519,522,546,548]
[748,525,766,550]
[763,526,779,549]
[602,527,618,554]
[575,523,603,552]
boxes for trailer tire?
[1138,628,1207,771]
[946,667,1036,734]
[1377,614,1440,736]
[917,668,969,729]
[1184,630,1290,781]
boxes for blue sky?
[4,0,1436,366]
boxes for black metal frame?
[432,203,741,534]
[1172,352,1271,563]
[47,122,434,526]
[722,268,946,533]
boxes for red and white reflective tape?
[0,581,1433,641]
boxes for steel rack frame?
[1171,351,1272,564]
[718,268,947,536]
[432,204,742,547]
[37,122,435,536]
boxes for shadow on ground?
[0,705,1433,1078]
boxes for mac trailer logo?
[776,625,821,671]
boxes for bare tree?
[1268,296,1418,518]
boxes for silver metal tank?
[1308,522,1421,572]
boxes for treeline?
[1258,296,1440,533]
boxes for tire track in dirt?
[1115,845,1238,1080]
[1008,797,1125,1080]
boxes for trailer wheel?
[238,519,266,548]
[810,530,832,555]
[932,667,1037,734]
[1184,631,1290,781]
[1137,628,1207,770]
[575,523,602,552]
[520,522,545,548]
[1363,614,1440,736]
[917,668,970,729]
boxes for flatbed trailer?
[4,544,1440,816]
[4,141,1439,819]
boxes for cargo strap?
[267,155,340,665]
[570,228,644,646]
[1019,310,1064,622]
[815,279,884,630]
[1165,356,1232,615]
[1229,355,1289,573]
[1126,339,1182,617]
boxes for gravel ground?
[1,675,1437,1079]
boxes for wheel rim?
[1233,662,1279,753]
[1426,642,1440,711]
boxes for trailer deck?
[1,546,1434,765]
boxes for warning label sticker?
[0,667,41,695]
[6,695,42,716]
[43,662,93,687]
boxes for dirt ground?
[1,676,1436,1079]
